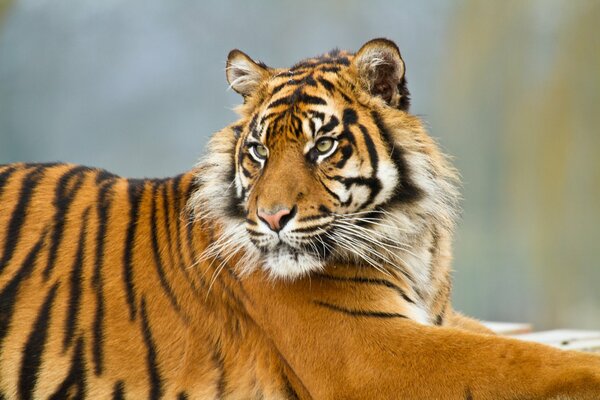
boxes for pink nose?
[258,208,293,232]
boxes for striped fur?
[1,39,600,399]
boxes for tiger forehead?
[250,104,335,145]
[289,49,353,70]
[243,51,354,144]
[253,85,343,141]
[267,52,354,95]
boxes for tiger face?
[194,39,458,280]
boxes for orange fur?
[1,38,599,399]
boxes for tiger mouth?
[246,211,408,278]
[255,235,333,261]
[247,218,333,249]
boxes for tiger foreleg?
[241,273,600,400]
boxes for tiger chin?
[1,38,600,399]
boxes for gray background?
[1,0,599,329]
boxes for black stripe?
[317,77,335,92]
[231,124,243,138]
[328,174,381,210]
[95,169,118,184]
[357,124,382,208]
[310,111,325,122]
[182,179,209,291]
[150,183,185,319]
[291,57,346,70]
[314,274,415,304]
[177,392,189,400]
[248,114,259,137]
[0,165,18,198]
[43,166,89,279]
[92,178,116,376]
[140,298,163,400]
[318,115,340,135]
[316,177,341,203]
[337,128,356,146]
[371,111,422,204]
[170,176,201,297]
[464,386,474,400]
[359,124,379,172]
[297,213,328,222]
[0,230,48,346]
[245,229,265,238]
[297,93,327,106]
[334,144,353,169]
[49,336,87,399]
[282,373,300,400]
[271,75,318,96]
[267,93,326,109]
[290,225,326,233]
[222,149,242,219]
[308,117,316,135]
[318,205,331,215]
[184,180,198,262]
[259,110,288,126]
[342,108,358,125]
[123,179,145,321]
[0,166,45,274]
[112,380,125,400]
[314,300,408,319]
[240,164,253,179]
[212,345,227,399]
[320,66,340,73]
[271,82,288,96]
[160,182,176,265]
[274,353,313,400]
[19,283,60,400]
[289,114,304,138]
[334,56,350,66]
[291,56,348,70]
[63,207,90,352]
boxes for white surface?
[481,321,533,335]
[511,330,600,352]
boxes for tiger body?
[0,162,457,399]
[1,39,600,399]
[0,165,298,399]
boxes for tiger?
[1,38,599,399]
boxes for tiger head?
[192,38,459,280]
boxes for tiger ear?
[352,38,410,110]
[226,49,271,97]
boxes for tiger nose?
[257,206,297,232]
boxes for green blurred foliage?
[0,0,13,22]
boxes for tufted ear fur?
[226,49,271,97]
[352,38,410,110]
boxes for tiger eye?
[316,138,335,154]
[255,144,268,158]
[250,143,268,161]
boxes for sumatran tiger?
[1,38,599,399]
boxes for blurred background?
[1,0,598,329]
